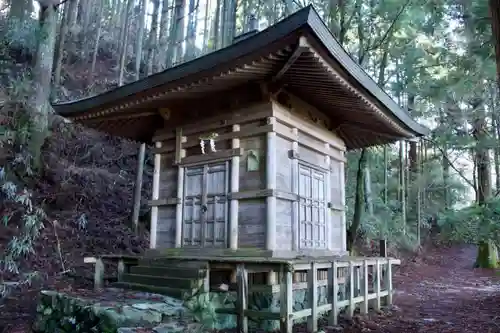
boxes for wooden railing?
[84,255,140,288]
[224,258,399,333]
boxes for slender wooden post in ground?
[329,261,339,326]
[385,259,393,305]
[117,259,125,282]
[280,264,293,333]
[347,261,355,318]
[236,264,248,333]
[375,259,381,310]
[94,258,104,289]
[132,142,146,234]
[150,142,162,249]
[307,262,318,332]
[361,260,369,314]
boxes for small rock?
[363,321,379,330]
[153,323,186,333]
[323,325,343,331]
[422,318,437,322]
[132,303,152,310]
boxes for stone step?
[139,259,209,270]
[145,248,273,258]
[112,282,192,299]
[122,273,202,290]
[130,265,206,279]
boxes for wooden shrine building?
[53,6,428,260]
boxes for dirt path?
[362,245,500,332]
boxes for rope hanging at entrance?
[199,133,219,154]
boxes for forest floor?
[342,244,500,333]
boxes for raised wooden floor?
[84,251,399,333]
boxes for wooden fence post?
[280,264,293,333]
[132,142,146,234]
[236,264,248,333]
[307,262,318,332]
[94,258,104,289]
[329,261,339,326]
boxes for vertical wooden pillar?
[385,259,393,305]
[175,165,185,247]
[117,259,125,282]
[132,142,146,234]
[230,124,241,250]
[175,128,186,248]
[307,262,318,332]
[379,240,387,257]
[291,128,299,251]
[347,261,354,318]
[329,261,339,325]
[280,264,293,333]
[94,258,104,289]
[375,259,381,310]
[266,117,277,284]
[324,143,332,250]
[150,141,162,249]
[339,155,347,252]
[361,260,369,314]
[236,264,248,333]
[266,117,277,252]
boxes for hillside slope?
[0,109,153,331]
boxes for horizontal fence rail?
[217,258,400,333]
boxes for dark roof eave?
[51,7,312,116]
[303,10,429,137]
[52,5,430,138]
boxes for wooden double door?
[182,162,229,247]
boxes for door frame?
[296,160,329,250]
[181,159,230,248]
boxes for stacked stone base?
[32,285,335,333]
[32,289,198,333]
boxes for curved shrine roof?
[52,5,429,149]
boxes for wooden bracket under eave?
[158,108,172,121]
[260,81,286,100]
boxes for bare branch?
[367,0,412,52]
[423,138,476,190]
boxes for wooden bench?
[83,255,140,289]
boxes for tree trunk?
[363,156,373,216]
[112,0,122,43]
[220,0,237,48]
[211,0,221,50]
[156,0,170,71]
[134,0,147,80]
[118,0,134,87]
[347,149,367,252]
[461,0,497,268]
[89,0,105,85]
[490,0,500,93]
[53,1,70,98]
[80,0,94,59]
[185,0,199,60]
[165,0,186,67]
[31,4,58,170]
[476,241,498,268]
[7,0,32,23]
[201,0,211,53]
[473,101,495,269]
[146,0,160,75]
[490,0,500,193]
[67,0,79,32]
